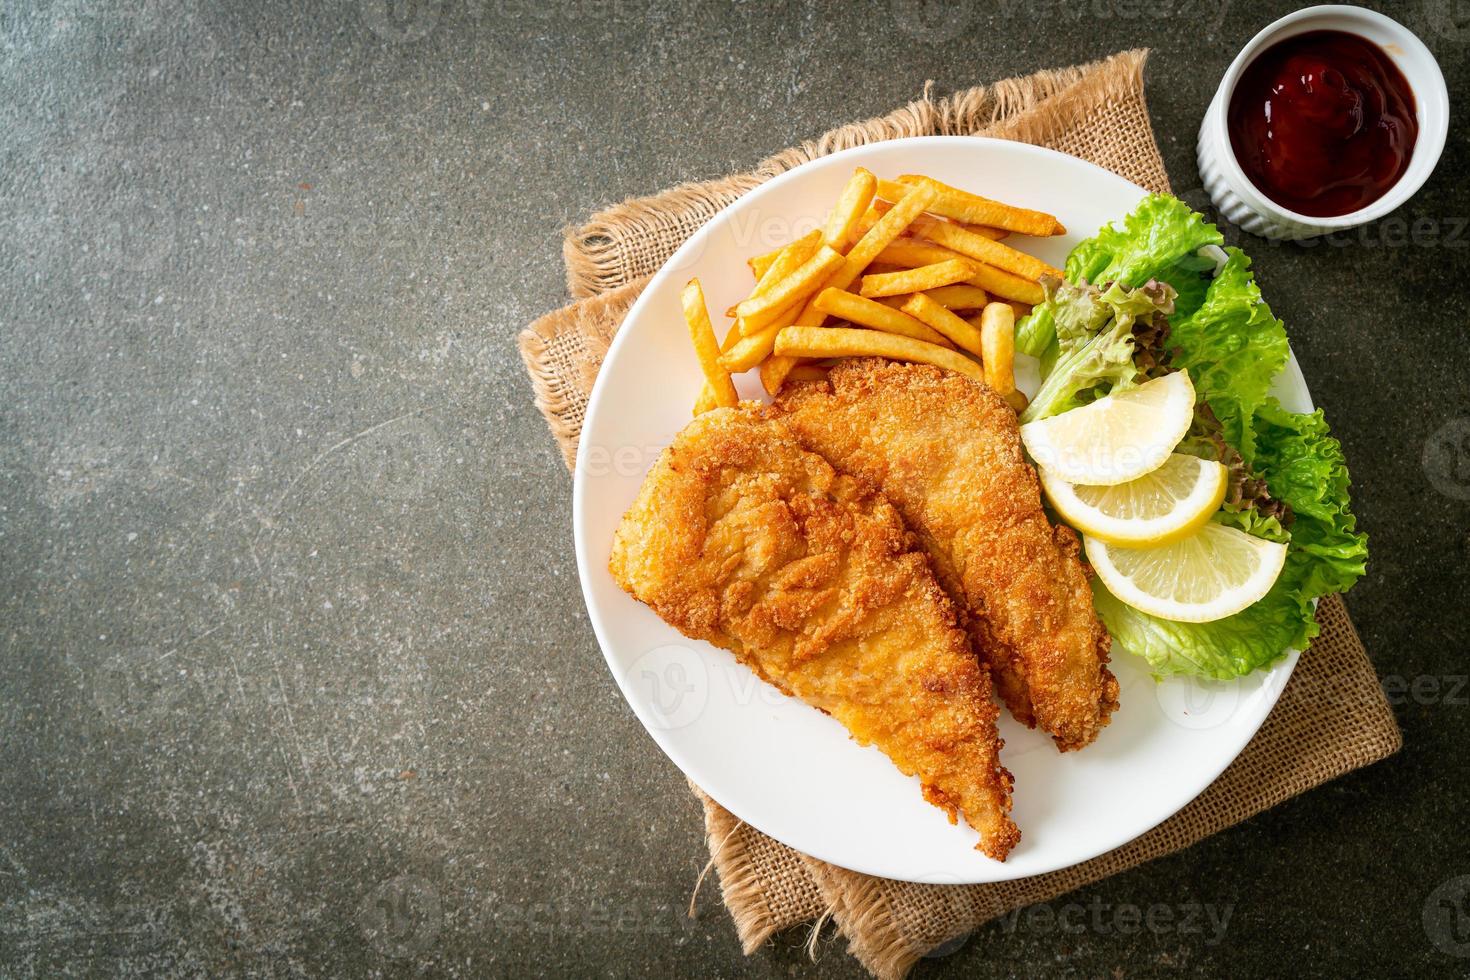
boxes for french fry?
[967,263,1046,305]
[882,285,990,313]
[755,229,822,287]
[759,356,792,396]
[684,279,737,411]
[957,222,1009,240]
[745,228,822,284]
[761,182,942,393]
[774,326,985,385]
[870,201,1056,290]
[813,288,956,348]
[871,188,1012,240]
[822,168,878,251]
[1003,389,1029,413]
[729,230,826,315]
[1007,301,1032,320]
[977,302,1016,396]
[853,204,1008,241]
[900,293,985,358]
[729,230,824,327]
[894,174,1065,237]
[909,213,1061,282]
[871,177,921,204]
[720,320,783,372]
[871,239,965,269]
[695,319,747,413]
[733,245,844,331]
[748,245,782,281]
[839,216,1044,308]
[835,181,940,278]
[916,283,989,310]
[859,258,976,298]
[737,299,803,338]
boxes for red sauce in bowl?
[1227,30,1418,218]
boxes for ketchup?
[1227,30,1417,217]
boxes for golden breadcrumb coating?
[609,406,1018,859]
[769,359,1118,751]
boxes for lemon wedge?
[1084,523,1288,623]
[1019,371,1196,486]
[1041,453,1229,547]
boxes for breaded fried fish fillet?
[769,359,1118,751]
[609,406,1018,860]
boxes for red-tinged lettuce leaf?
[1017,278,1177,423]
[1063,193,1221,320]
[1018,194,1220,358]
[1176,402,1293,530]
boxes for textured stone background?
[2,1,1468,976]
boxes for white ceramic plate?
[573,136,1310,883]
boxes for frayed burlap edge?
[563,50,1152,298]
[690,781,827,953]
[693,783,783,952]
[984,40,1148,153]
[517,277,648,470]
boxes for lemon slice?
[1041,454,1229,547]
[1084,523,1288,623]
[1019,371,1196,486]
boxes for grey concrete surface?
[1,1,1467,976]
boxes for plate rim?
[572,135,1303,882]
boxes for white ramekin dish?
[1197,5,1449,240]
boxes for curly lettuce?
[1251,400,1367,600]
[1065,193,1222,319]
[1030,194,1368,678]
[1094,401,1367,678]
[1176,403,1293,531]
[1167,249,1289,461]
[1018,277,1177,423]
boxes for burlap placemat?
[518,50,1401,979]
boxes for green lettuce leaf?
[1014,304,1059,359]
[1064,193,1222,319]
[1166,249,1289,461]
[1250,399,1368,597]
[1212,505,1290,544]
[1093,573,1312,679]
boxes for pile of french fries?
[683,170,1067,415]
